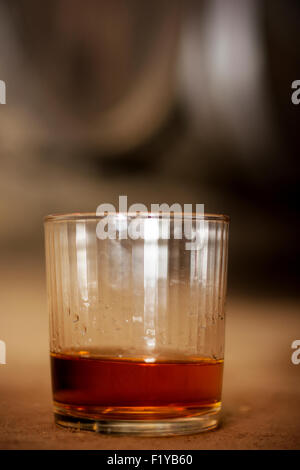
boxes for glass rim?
[44,212,230,223]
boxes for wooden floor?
[1,257,300,449]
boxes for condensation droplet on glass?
[132,316,142,323]
[145,337,156,348]
[73,314,79,323]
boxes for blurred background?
[0,0,299,296]
[0,0,300,450]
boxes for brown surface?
[1,258,300,450]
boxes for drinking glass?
[44,212,229,435]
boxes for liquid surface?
[51,351,223,419]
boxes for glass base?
[53,404,221,436]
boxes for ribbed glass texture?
[44,213,229,361]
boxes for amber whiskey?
[51,351,223,420]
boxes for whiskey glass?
[44,212,229,435]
